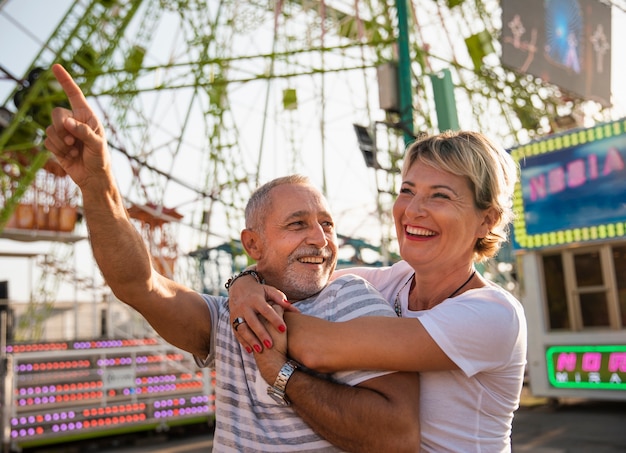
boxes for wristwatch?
[266,360,299,406]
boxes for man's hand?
[44,64,109,188]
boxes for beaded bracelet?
[224,269,263,290]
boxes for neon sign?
[511,119,626,250]
[546,345,626,390]
[528,147,624,202]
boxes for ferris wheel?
[0,0,605,339]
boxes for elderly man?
[44,64,420,452]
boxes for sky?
[1,0,626,304]
[0,0,394,303]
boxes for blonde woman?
[230,130,527,452]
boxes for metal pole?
[395,0,414,145]
[1,316,11,452]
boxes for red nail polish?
[254,345,262,353]
[245,347,253,354]
[278,325,286,333]
[263,340,272,348]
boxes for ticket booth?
[511,118,626,401]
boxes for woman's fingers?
[263,285,298,313]
[232,302,287,353]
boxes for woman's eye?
[433,192,451,199]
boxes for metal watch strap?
[224,269,263,290]
[267,360,298,405]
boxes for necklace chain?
[394,270,476,318]
[394,274,414,317]
[448,270,477,299]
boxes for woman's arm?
[285,313,457,373]
[227,263,408,352]
[254,307,421,452]
[227,273,294,352]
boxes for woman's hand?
[252,305,290,384]
[229,274,298,353]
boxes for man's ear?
[241,228,263,260]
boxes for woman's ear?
[241,228,263,260]
[478,207,498,238]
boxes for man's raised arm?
[44,64,211,358]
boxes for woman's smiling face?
[393,160,493,271]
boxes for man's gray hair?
[245,174,312,231]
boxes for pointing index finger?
[51,64,90,112]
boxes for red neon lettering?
[603,147,625,175]
[548,167,566,194]
[608,352,626,372]
[529,175,546,202]
[556,352,577,371]
[581,352,602,372]
[588,154,598,179]
[526,147,625,202]
[567,159,586,188]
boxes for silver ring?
[232,317,246,331]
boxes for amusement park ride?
[0,0,623,449]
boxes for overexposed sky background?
[0,0,395,302]
[2,0,626,304]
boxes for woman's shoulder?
[334,261,414,298]
[456,284,525,319]
[334,260,413,282]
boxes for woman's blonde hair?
[401,130,518,262]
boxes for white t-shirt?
[337,261,527,453]
[196,274,396,452]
